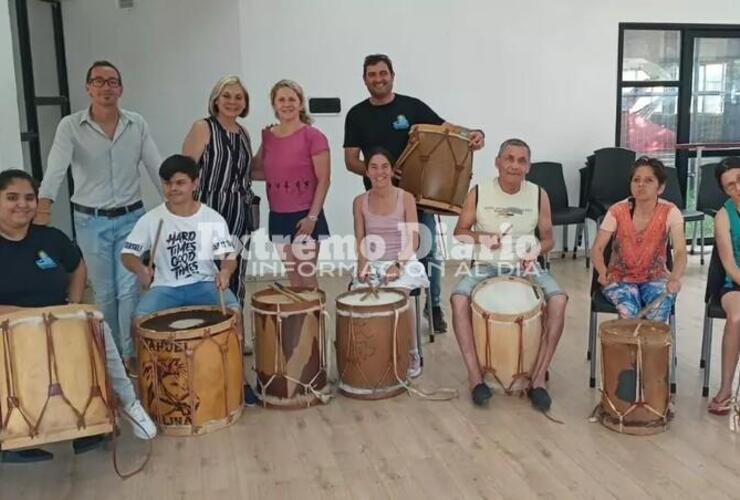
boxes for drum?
[136,306,243,436]
[598,319,672,435]
[471,276,544,394]
[0,305,114,450]
[251,287,329,409]
[335,288,410,400]
[394,123,473,215]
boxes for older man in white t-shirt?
[121,155,239,317]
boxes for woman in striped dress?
[182,75,256,307]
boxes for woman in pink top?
[351,148,429,377]
[591,157,686,322]
[251,80,331,288]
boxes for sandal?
[708,396,731,416]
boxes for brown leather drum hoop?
[136,306,243,437]
[394,124,473,215]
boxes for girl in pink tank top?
[351,148,429,378]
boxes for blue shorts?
[269,209,330,244]
[135,281,240,318]
[451,262,566,300]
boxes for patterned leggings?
[601,280,674,323]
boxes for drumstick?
[635,290,672,320]
[272,282,308,303]
[147,219,164,281]
[218,287,226,316]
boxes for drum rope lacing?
[339,301,457,401]
[591,325,673,432]
[140,312,243,435]
[395,127,472,213]
[252,300,333,407]
[1,310,150,479]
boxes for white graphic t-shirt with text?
[122,203,234,288]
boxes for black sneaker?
[432,306,448,333]
[244,383,260,407]
[471,383,492,406]
[528,387,552,412]
[72,434,109,455]
[1,448,53,463]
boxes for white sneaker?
[408,351,422,379]
[124,400,157,440]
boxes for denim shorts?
[451,262,566,300]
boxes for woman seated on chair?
[0,169,156,464]
[591,156,686,323]
[351,148,429,378]
[709,156,740,415]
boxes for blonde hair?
[270,79,313,125]
[208,75,249,118]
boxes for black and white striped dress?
[197,116,255,306]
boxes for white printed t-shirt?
[122,203,234,288]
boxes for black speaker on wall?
[309,97,341,114]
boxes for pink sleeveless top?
[361,187,405,261]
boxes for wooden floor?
[4,253,740,499]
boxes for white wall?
[238,0,740,261]
[29,0,740,266]
[0,0,23,171]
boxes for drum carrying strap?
[253,302,333,406]
[591,325,673,432]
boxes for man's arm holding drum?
[441,122,485,151]
[453,188,501,250]
[67,260,87,304]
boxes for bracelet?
[307,214,318,222]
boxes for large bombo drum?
[335,289,410,400]
[251,288,329,409]
[136,306,243,436]
[0,305,114,450]
[471,276,544,394]
[598,319,672,435]
[394,124,473,215]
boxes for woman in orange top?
[591,157,687,322]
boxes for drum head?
[472,277,540,315]
[140,309,228,332]
[337,289,405,307]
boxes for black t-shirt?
[0,225,82,307]
[344,94,444,190]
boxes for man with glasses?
[37,60,162,373]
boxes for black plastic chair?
[661,167,706,261]
[700,246,727,397]
[585,148,636,223]
[587,238,677,393]
[527,162,590,267]
[695,162,728,265]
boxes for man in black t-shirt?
[343,54,485,333]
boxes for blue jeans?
[418,211,441,307]
[102,321,137,408]
[135,281,240,318]
[74,208,144,358]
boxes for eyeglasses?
[635,156,664,168]
[88,77,121,88]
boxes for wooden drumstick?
[218,286,226,316]
[147,219,164,283]
[272,282,308,303]
[635,290,672,321]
